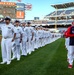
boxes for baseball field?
[0,38,74,75]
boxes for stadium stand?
[25,2,74,31]
[44,2,74,30]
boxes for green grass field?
[0,38,74,75]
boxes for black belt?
[3,37,12,39]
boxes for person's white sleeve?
[20,27,23,34]
[31,27,34,33]
[12,25,17,33]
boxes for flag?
[25,4,32,10]
[17,0,21,2]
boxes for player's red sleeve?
[64,31,68,38]
[66,26,74,37]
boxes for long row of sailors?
[0,17,60,65]
[12,20,52,61]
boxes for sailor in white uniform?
[12,20,23,61]
[25,22,34,54]
[34,26,39,49]
[21,21,27,56]
[0,16,16,65]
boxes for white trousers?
[21,37,27,56]
[27,36,32,54]
[31,37,35,51]
[39,38,42,47]
[68,46,74,65]
[12,38,21,59]
[1,38,12,62]
[34,38,39,49]
[65,38,69,50]
[41,38,44,47]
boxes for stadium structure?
[44,2,74,30]
[28,2,74,31]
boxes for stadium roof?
[51,2,74,9]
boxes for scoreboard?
[0,2,25,19]
[16,3,25,19]
[0,2,16,18]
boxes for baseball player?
[65,21,74,68]
[0,16,16,65]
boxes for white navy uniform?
[21,27,28,56]
[12,26,23,60]
[34,30,39,49]
[37,30,42,47]
[25,26,34,54]
[0,23,15,64]
[41,30,45,47]
[31,28,36,51]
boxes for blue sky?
[2,0,74,20]
[23,0,74,20]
